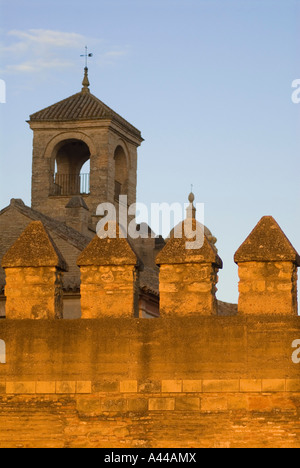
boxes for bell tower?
[28,67,143,233]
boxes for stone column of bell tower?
[28,69,143,235]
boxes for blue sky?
[0,0,299,303]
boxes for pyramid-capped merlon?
[77,222,137,267]
[156,219,223,267]
[29,91,143,140]
[234,216,300,265]
[1,221,68,270]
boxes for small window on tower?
[0,340,6,364]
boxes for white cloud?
[0,29,129,74]
[6,59,74,74]
[2,30,87,56]
[8,29,86,48]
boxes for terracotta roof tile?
[29,91,142,139]
[0,200,91,251]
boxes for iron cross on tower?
[80,47,93,93]
[81,46,93,69]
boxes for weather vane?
[81,46,93,68]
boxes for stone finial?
[186,192,196,220]
[234,216,299,315]
[172,192,217,247]
[82,67,90,94]
[188,192,195,204]
[77,222,139,318]
[1,221,67,320]
[156,218,223,316]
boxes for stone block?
[175,397,200,411]
[202,379,240,393]
[138,380,161,394]
[101,398,127,413]
[6,381,36,394]
[76,396,103,416]
[120,380,138,393]
[201,396,228,412]
[240,379,262,393]
[248,396,274,412]
[148,398,175,411]
[127,398,148,413]
[76,381,92,394]
[93,381,119,393]
[36,381,56,394]
[285,379,300,392]
[56,381,76,394]
[182,380,203,393]
[271,395,298,411]
[161,380,182,393]
[262,379,286,393]
[227,394,248,410]
[0,382,6,394]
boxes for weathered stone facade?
[156,218,223,316]
[0,73,299,448]
[0,204,299,449]
[0,317,299,448]
[235,216,300,315]
[28,89,143,232]
[77,222,139,318]
[0,199,91,318]
[1,221,67,319]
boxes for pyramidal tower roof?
[29,68,142,140]
[234,216,300,265]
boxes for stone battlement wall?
[0,318,299,381]
[0,317,299,448]
[0,217,299,447]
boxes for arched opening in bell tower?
[114,145,128,202]
[51,139,91,196]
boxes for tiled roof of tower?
[0,199,91,254]
[29,91,143,139]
